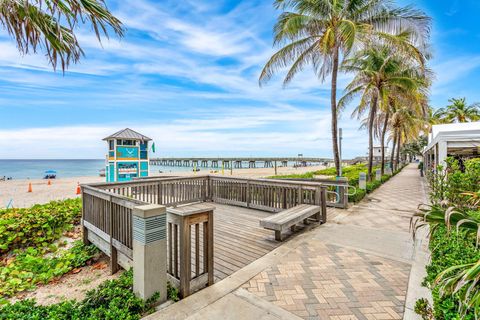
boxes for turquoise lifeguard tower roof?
[103,128,152,141]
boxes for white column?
[437,141,448,168]
[132,204,167,302]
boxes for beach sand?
[0,165,328,209]
[0,176,104,209]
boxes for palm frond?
[0,0,124,71]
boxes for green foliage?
[411,204,480,246]
[0,199,82,254]
[415,158,480,319]
[418,226,480,319]
[272,164,371,184]
[0,241,98,298]
[0,270,159,320]
[167,282,179,302]
[433,98,480,123]
[427,158,480,208]
[402,136,428,158]
[348,188,366,203]
[415,298,433,320]
[272,164,406,203]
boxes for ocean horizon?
[0,159,195,179]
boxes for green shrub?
[0,270,159,320]
[428,158,480,207]
[419,225,480,319]
[272,164,404,203]
[0,241,98,298]
[415,298,433,320]
[0,199,82,254]
[167,282,179,302]
[348,188,366,203]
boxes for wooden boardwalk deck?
[211,203,278,280]
[210,203,340,281]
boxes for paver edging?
[403,173,432,320]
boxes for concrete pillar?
[375,169,381,181]
[386,165,392,175]
[437,141,448,168]
[132,204,167,302]
[359,172,367,190]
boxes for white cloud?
[0,0,376,160]
[0,105,367,159]
[432,55,480,89]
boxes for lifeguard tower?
[103,128,151,182]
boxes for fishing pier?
[149,157,333,169]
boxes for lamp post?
[338,128,343,177]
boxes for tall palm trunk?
[367,95,378,180]
[380,110,390,175]
[330,46,341,176]
[390,129,397,171]
[395,131,401,170]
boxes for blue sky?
[1,0,480,159]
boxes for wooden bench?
[260,204,323,241]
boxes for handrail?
[87,175,209,189]
[209,175,326,188]
[81,173,333,279]
[82,185,149,205]
[89,174,332,190]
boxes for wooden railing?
[82,175,335,279]
[209,176,325,212]
[82,185,149,273]
[89,175,333,212]
[89,176,209,207]
[272,177,350,208]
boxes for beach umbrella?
[45,170,57,174]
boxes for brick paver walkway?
[150,164,427,320]
[243,164,426,320]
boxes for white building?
[423,122,480,169]
[372,146,390,160]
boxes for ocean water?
[0,159,195,179]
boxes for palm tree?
[433,98,480,123]
[259,0,431,176]
[340,45,429,179]
[0,0,124,71]
[389,102,427,170]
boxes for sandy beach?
[0,165,328,209]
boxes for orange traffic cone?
[48,179,51,186]
[76,183,81,195]
[28,182,32,193]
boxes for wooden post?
[179,219,191,298]
[109,198,119,274]
[167,203,215,298]
[320,186,327,223]
[81,192,91,245]
[158,181,163,205]
[207,209,214,286]
[274,161,277,175]
[297,186,303,205]
[246,181,251,208]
